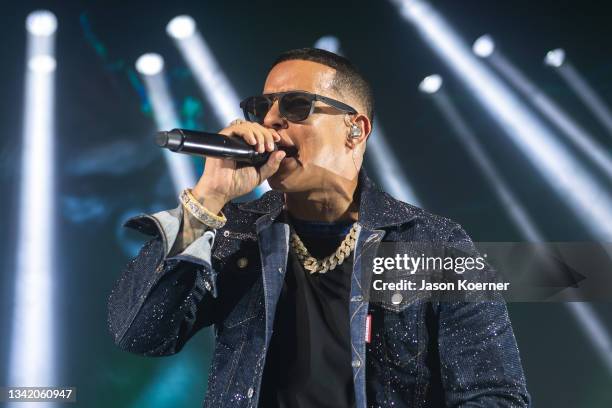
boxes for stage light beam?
[419,74,541,241]
[421,75,612,376]
[473,34,612,182]
[390,0,612,241]
[135,53,197,194]
[28,55,57,73]
[167,15,269,194]
[9,10,58,398]
[545,48,612,138]
[314,35,422,206]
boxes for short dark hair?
[270,48,375,123]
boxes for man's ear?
[346,113,372,148]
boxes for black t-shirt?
[258,217,356,408]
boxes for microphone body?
[156,128,296,166]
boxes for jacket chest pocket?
[212,231,262,330]
[376,300,425,372]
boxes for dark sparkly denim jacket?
[107,170,531,408]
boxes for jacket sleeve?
[107,204,221,357]
[437,224,531,407]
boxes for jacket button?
[351,359,361,368]
[237,257,248,268]
[223,230,230,237]
[247,387,254,398]
[391,293,403,305]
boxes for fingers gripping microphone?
[156,128,297,166]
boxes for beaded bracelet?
[179,188,227,229]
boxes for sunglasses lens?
[280,93,313,122]
[244,96,271,123]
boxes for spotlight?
[28,55,56,73]
[25,10,57,36]
[418,74,443,94]
[545,49,612,136]
[544,48,566,68]
[135,53,164,76]
[472,34,495,58]
[166,15,196,39]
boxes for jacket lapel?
[255,209,290,348]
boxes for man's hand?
[191,121,286,214]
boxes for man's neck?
[284,181,359,223]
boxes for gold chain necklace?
[289,223,358,274]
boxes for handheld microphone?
[156,128,297,166]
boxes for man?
[108,48,531,407]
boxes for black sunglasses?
[240,91,357,124]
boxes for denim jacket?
[107,170,531,407]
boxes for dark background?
[1,0,611,406]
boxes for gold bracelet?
[179,188,227,229]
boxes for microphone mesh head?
[155,131,169,147]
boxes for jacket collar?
[238,168,418,229]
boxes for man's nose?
[263,100,286,130]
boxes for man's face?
[262,60,359,192]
